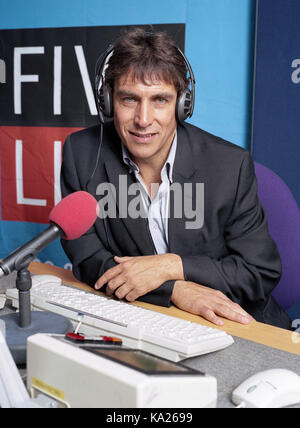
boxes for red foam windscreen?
[49,191,99,240]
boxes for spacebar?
[46,300,128,328]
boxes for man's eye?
[122,97,135,103]
[156,97,167,104]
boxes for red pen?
[65,332,122,345]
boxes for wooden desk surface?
[29,262,300,357]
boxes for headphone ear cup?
[102,84,113,119]
[176,89,192,122]
[96,84,113,123]
[94,45,115,123]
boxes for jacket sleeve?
[180,151,282,309]
[60,134,174,306]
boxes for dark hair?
[104,28,189,95]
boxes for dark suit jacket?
[60,121,291,329]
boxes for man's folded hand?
[95,253,184,301]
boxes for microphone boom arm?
[0,224,63,278]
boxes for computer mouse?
[232,369,300,408]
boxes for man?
[61,28,291,329]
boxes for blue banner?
[252,0,300,208]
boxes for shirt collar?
[121,132,177,183]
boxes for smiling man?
[114,78,177,174]
[60,28,291,329]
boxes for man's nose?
[134,100,154,128]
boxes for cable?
[86,122,104,187]
[85,123,112,251]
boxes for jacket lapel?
[167,124,203,254]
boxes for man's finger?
[95,264,123,289]
[215,304,252,325]
[231,302,254,320]
[106,276,127,296]
[114,283,132,300]
[124,289,139,302]
[114,256,132,263]
[199,307,224,326]
[209,291,254,322]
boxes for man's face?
[113,71,177,167]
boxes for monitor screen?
[83,347,202,376]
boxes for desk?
[2,262,300,408]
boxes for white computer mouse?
[232,369,300,408]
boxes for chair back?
[254,162,300,309]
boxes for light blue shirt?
[121,134,177,254]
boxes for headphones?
[94,43,195,124]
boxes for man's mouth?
[129,131,158,142]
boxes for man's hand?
[95,254,184,301]
[171,280,254,326]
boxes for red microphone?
[0,191,99,277]
[49,191,99,240]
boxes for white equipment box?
[27,334,217,408]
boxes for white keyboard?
[6,274,234,362]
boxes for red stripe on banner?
[0,126,82,223]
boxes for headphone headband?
[95,42,195,124]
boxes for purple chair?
[254,162,300,310]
